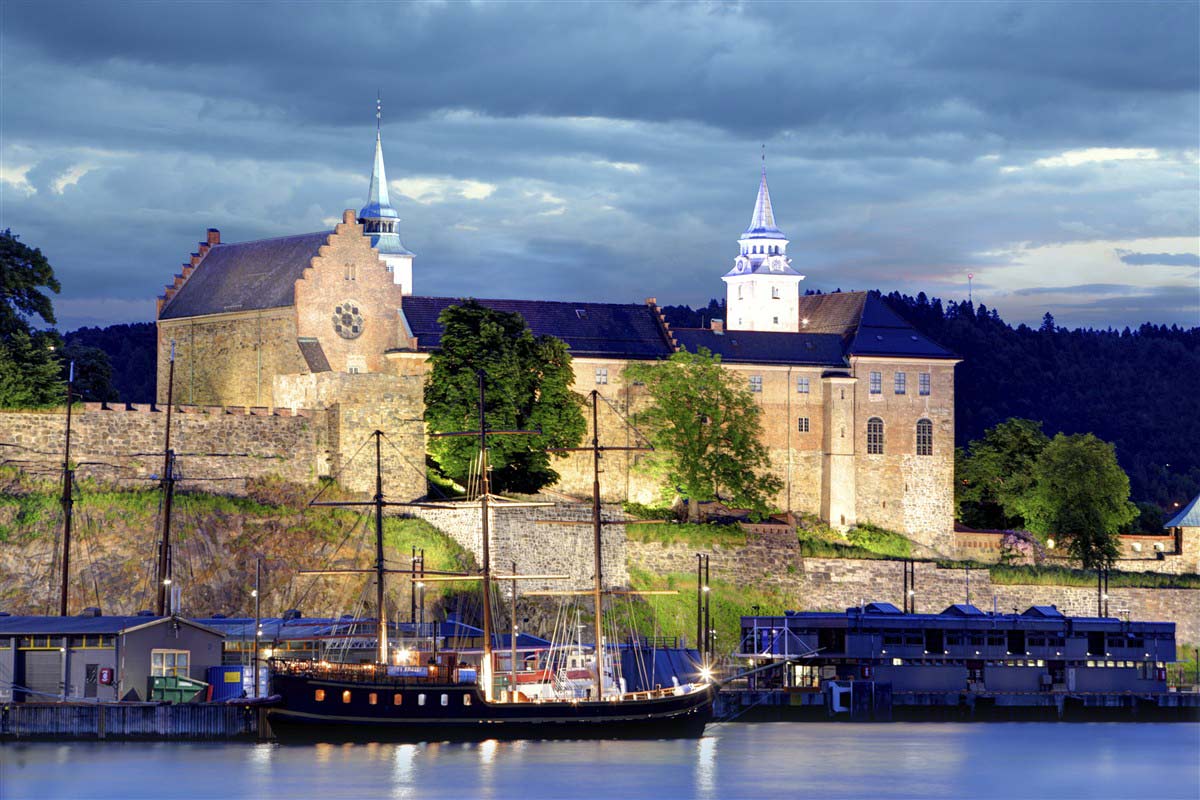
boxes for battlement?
[75,402,315,418]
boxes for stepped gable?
[672,328,845,366]
[159,231,331,319]
[795,292,955,360]
[398,296,675,359]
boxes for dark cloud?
[0,2,1196,331]
[1116,250,1200,267]
[1013,284,1134,297]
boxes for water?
[2,723,1197,800]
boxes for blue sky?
[2,1,1197,331]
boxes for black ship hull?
[267,671,715,742]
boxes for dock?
[0,702,264,740]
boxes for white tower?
[722,162,804,332]
[358,100,415,294]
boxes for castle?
[154,126,960,550]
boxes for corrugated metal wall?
[1,703,257,739]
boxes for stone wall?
[414,501,628,592]
[949,530,1200,575]
[626,529,1200,644]
[0,404,319,493]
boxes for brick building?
[155,126,959,548]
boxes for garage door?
[22,651,62,701]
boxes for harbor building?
[739,603,1175,695]
[0,611,224,703]
[154,120,959,546]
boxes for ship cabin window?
[882,633,903,646]
[969,635,985,646]
[946,634,964,646]
[315,689,325,702]
[1006,631,1026,655]
[1028,637,1046,648]
[393,693,403,706]
[904,633,924,646]
[817,628,846,654]
[464,695,472,706]
[925,630,945,655]
[988,634,1005,647]
[342,690,352,704]
[418,694,426,706]
[368,692,378,705]
[440,694,449,706]
[1088,632,1106,656]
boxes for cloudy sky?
[2,1,1197,331]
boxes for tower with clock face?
[722,165,805,332]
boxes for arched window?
[867,417,884,454]
[916,419,933,456]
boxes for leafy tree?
[0,231,62,408]
[1017,433,1137,570]
[0,330,64,408]
[625,348,781,520]
[424,300,585,494]
[956,418,1050,529]
[1124,501,1164,535]
[61,341,118,403]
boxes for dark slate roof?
[795,292,956,360]
[863,602,903,615]
[297,338,331,372]
[0,614,222,636]
[399,296,674,359]
[796,292,868,336]
[941,604,986,617]
[675,328,845,366]
[159,231,330,320]
[1165,494,1200,528]
[1023,606,1065,618]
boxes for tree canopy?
[1016,433,1137,570]
[0,229,59,336]
[424,300,585,494]
[625,348,781,519]
[0,230,64,408]
[956,418,1050,529]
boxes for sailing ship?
[265,376,715,740]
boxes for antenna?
[376,91,382,134]
[968,272,974,304]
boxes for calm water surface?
[2,722,1197,800]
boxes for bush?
[622,501,676,521]
[846,523,912,559]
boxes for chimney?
[206,228,221,245]
[711,319,725,334]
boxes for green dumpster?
[148,674,209,703]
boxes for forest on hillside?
[68,294,1199,509]
[660,292,1200,509]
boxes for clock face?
[332,300,365,339]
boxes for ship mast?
[373,431,388,664]
[589,394,604,702]
[58,361,75,616]
[155,342,177,616]
[477,372,495,691]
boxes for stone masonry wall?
[0,404,319,493]
[627,529,1200,644]
[414,502,628,592]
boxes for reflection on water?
[1,723,1197,800]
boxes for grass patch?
[612,566,792,655]
[621,501,675,521]
[846,523,912,559]
[987,563,1200,590]
[383,517,476,599]
[626,522,746,549]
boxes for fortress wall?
[626,530,1200,644]
[0,404,320,493]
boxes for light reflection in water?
[695,735,717,799]
[390,743,418,799]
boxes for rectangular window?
[797,417,809,433]
[919,372,931,396]
[796,376,810,394]
[418,693,426,706]
[894,372,907,395]
[368,692,378,705]
[315,689,325,702]
[393,693,403,705]
[595,367,608,385]
[869,371,882,394]
[749,375,763,393]
[440,694,449,707]
[151,649,190,677]
[342,690,352,704]
[464,695,472,706]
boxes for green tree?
[0,230,60,336]
[0,231,63,408]
[424,301,585,493]
[1017,433,1137,570]
[956,418,1050,529]
[625,348,781,520]
[61,341,118,403]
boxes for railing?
[269,658,467,686]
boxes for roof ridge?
[406,295,650,310]
[213,230,331,247]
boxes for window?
[749,375,763,393]
[894,372,907,395]
[393,693,403,705]
[772,316,779,324]
[150,649,190,677]
[867,418,884,454]
[315,689,326,702]
[796,376,810,394]
[440,694,449,706]
[919,372,931,396]
[797,417,810,433]
[418,693,427,706]
[464,695,472,706]
[771,287,780,299]
[738,287,743,300]
[916,419,933,456]
[595,367,608,385]
[344,262,357,281]
[869,371,882,395]
[342,690,352,704]
[369,693,378,705]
